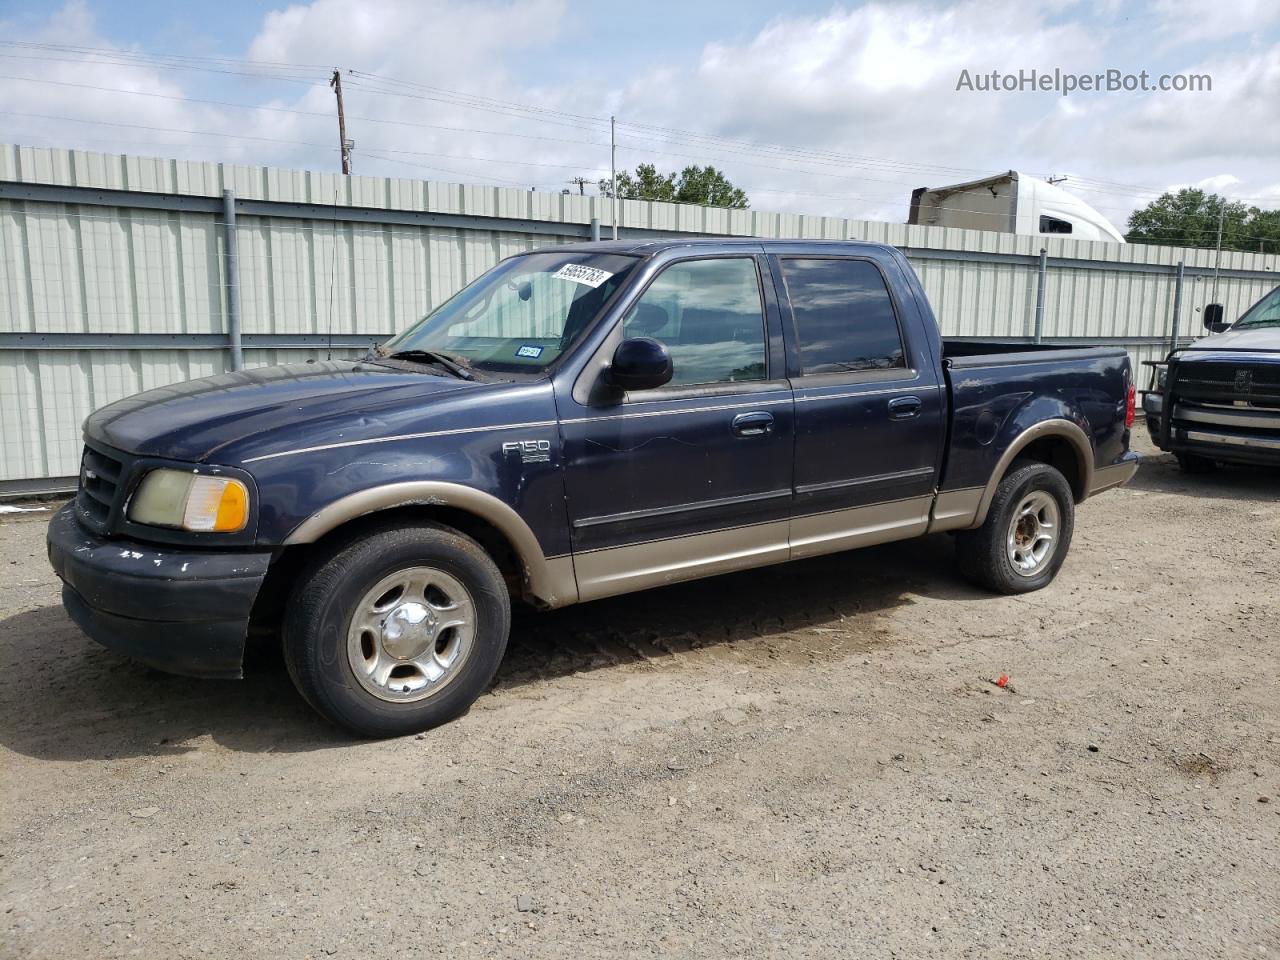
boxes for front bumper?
[47,503,271,678]
[1143,393,1280,466]
[1141,393,1165,447]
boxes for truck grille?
[76,445,126,531]
[1172,361,1280,410]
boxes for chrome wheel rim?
[1006,491,1060,577]
[346,566,476,703]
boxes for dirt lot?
[1,433,1277,960]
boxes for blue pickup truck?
[48,239,1139,736]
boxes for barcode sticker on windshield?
[552,263,613,288]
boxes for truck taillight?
[1125,382,1136,428]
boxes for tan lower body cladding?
[574,496,939,602]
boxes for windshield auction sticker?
[552,264,613,288]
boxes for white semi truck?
[908,170,1126,243]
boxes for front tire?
[283,522,511,738]
[955,462,1075,594]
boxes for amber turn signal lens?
[129,470,249,533]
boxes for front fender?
[282,481,578,607]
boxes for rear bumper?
[47,503,271,679]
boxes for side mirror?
[1203,303,1230,333]
[607,337,672,391]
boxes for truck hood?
[1184,326,1280,354]
[84,360,479,462]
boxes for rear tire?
[1175,452,1218,474]
[283,522,510,738]
[955,462,1075,595]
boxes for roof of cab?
[530,237,894,257]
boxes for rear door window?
[780,258,907,375]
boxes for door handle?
[732,411,774,437]
[888,396,923,420]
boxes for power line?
[0,49,1187,199]
[4,55,1279,226]
[0,88,1179,224]
[5,56,1278,211]
[4,42,1278,208]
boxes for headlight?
[129,470,249,532]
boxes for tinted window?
[622,258,766,386]
[781,258,906,375]
[1040,215,1073,234]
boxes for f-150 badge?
[502,439,552,463]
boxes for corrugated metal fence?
[2,143,1277,493]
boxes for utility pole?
[568,176,590,196]
[610,115,618,240]
[1046,174,1068,185]
[1210,202,1225,306]
[330,69,351,175]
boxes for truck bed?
[942,338,1125,367]
[936,338,1135,497]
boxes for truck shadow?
[498,533,982,689]
[1127,448,1280,502]
[0,535,982,761]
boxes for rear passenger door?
[772,254,945,559]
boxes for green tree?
[1249,208,1280,254]
[1126,188,1279,253]
[600,163,749,209]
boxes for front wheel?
[955,462,1075,594]
[283,522,511,738]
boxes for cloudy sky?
[1,0,1277,240]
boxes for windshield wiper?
[383,349,476,380]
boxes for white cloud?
[0,0,584,184]
[607,1,1116,220]
[0,2,246,159]
[1151,0,1280,44]
[1195,174,1243,192]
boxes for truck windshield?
[380,252,641,374]
[1235,285,1280,328]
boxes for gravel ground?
[1,432,1277,960]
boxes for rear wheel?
[283,522,510,738]
[1175,452,1218,474]
[955,461,1075,594]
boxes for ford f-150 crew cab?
[1142,286,1280,472]
[48,239,1140,736]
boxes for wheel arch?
[279,482,577,608]
[972,420,1093,527]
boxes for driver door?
[557,254,795,602]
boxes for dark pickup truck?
[48,239,1139,736]
[1143,286,1280,471]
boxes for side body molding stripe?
[282,481,578,607]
